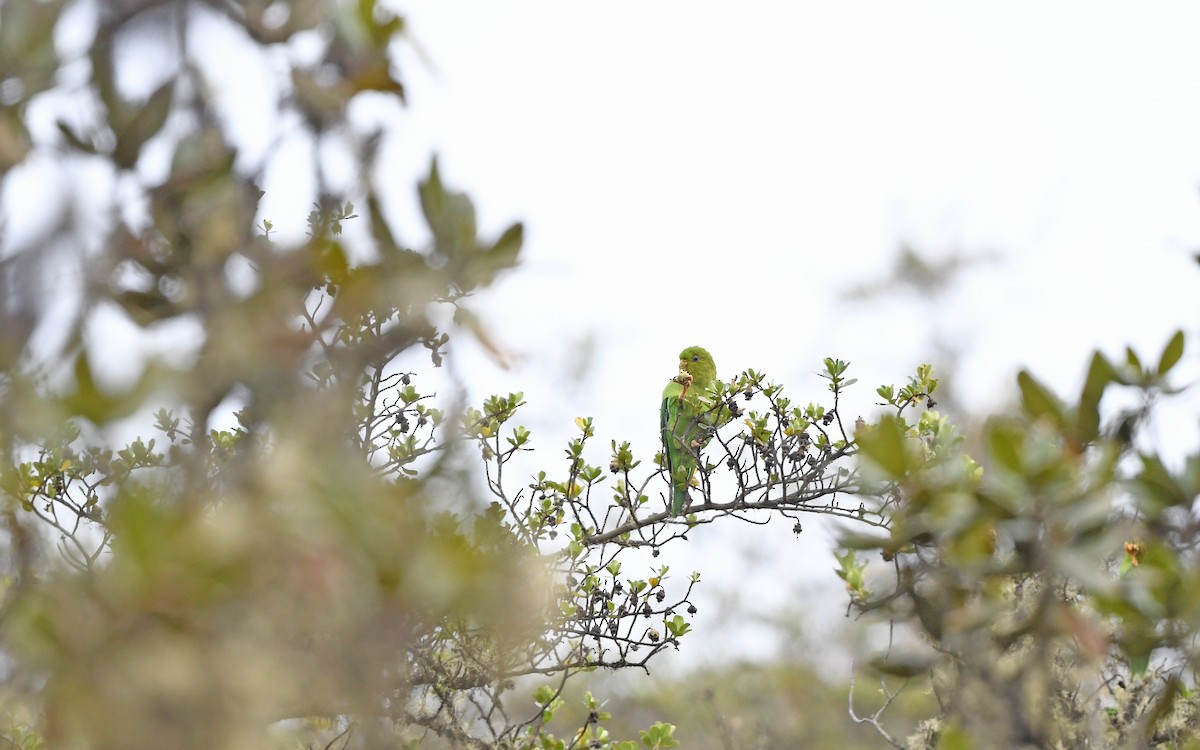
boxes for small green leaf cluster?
[608,440,640,475]
[876,362,939,411]
[820,357,859,393]
[0,713,43,750]
[467,392,527,461]
[521,688,678,749]
[834,549,870,605]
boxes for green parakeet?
[661,346,717,516]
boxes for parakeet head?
[678,346,716,389]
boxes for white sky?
[359,2,1200,668]
[342,3,1200,423]
[7,0,1200,669]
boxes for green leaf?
[1126,346,1143,372]
[113,81,174,169]
[855,415,912,479]
[418,156,476,263]
[987,421,1022,473]
[533,685,555,705]
[1136,454,1189,512]
[1077,352,1118,445]
[1157,329,1185,376]
[1017,370,1062,425]
[665,614,690,638]
[487,222,524,271]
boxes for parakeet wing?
[661,380,696,516]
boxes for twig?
[848,661,906,749]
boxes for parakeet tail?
[671,485,688,517]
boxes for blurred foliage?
[550,654,934,750]
[845,328,1200,748]
[0,0,547,747]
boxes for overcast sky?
[330,3,1200,418]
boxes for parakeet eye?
[691,355,700,362]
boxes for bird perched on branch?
[660,346,717,516]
